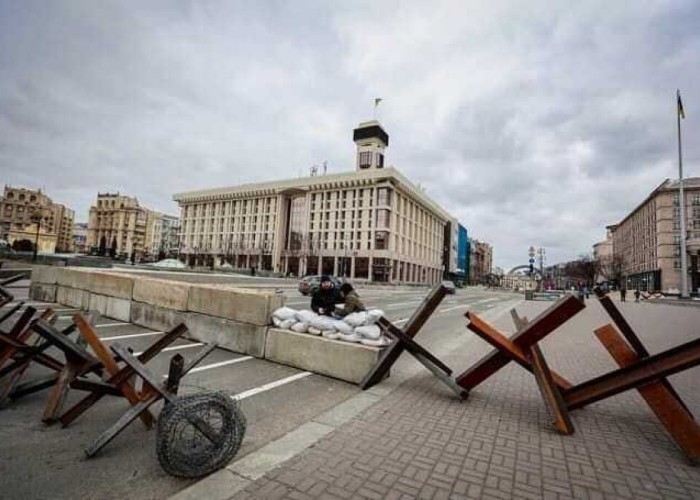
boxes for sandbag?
[331,320,354,334]
[355,324,381,340]
[296,310,318,323]
[272,317,283,327]
[321,330,338,339]
[309,315,337,332]
[273,307,298,321]
[361,336,391,347]
[336,331,361,343]
[365,309,384,325]
[343,311,368,327]
[307,326,322,335]
[280,319,297,330]
[291,322,309,333]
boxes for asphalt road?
[0,274,521,500]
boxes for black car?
[298,275,342,295]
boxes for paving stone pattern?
[232,299,700,499]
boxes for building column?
[333,256,338,277]
[284,256,289,275]
[246,254,250,268]
[350,256,356,279]
[368,256,373,282]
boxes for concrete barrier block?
[130,301,189,333]
[56,286,91,310]
[132,278,190,310]
[29,283,56,302]
[186,312,267,358]
[56,268,94,290]
[88,272,134,300]
[187,285,278,325]
[30,266,60,285]
[264,329,384,384]
[88,293,131,322]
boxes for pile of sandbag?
[271,307,391,347]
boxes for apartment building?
[87,193,149,258]
[174,121,462,283]
[469,239,493,284]
[609,177,700,292]
[0,185,74,253]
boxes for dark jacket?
[335,290,366,317]
[311,286,340,316]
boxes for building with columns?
[87,193,149,258]
[174,121,461,284]
[608,177,700,293]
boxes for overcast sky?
[1,1,699,269]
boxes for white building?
[174,121,459,283]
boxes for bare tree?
[563,254,596,284]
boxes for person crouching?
[335,283,366,318]
[311,275,339,316]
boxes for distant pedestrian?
[251,266,256,276]
[634,288,641,303]
[620,287,626,302]
[584,285,590,299]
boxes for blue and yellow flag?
[678,91,686,119]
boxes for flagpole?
[677,89,689,298]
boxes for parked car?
[298,275,342,296]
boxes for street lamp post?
[30,208,45,262]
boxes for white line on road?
[438,304,471,313]
[394,317,409,325]
[94,322,130,328]
[233,371,313,400]
[101,331,164,341]
[386,300,422,308]
[187,356,254,374]
[134,343,203,356]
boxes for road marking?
[101,331,164,341]
[94,322,130,328]
[386,300,422,308]
[234,372,313,400]
[187,356,254,374]
[134,343,203,356]
[438,304,471,313]
[394,317,409,325]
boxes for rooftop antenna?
[310,165,318,177]
[322,161,327,175]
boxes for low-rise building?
[0,185,74,253]
[174,121,462,283]
[608,177,700,293]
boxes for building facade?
[609,177,700,293]
[0,186,74,253]
[469,238,493,284]
[160,214,180,256]
[174,121,458,284]
[87,193,149,258]
[73,223,88,254]
[452,224,469,283]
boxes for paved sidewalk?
[206,298,700,499]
